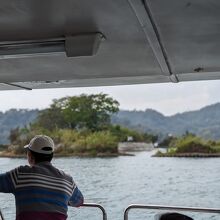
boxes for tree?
[35,101,68,131]
[35,93,119,131]
[61,94,119,131]
[9,127,20,145]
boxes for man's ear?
[27,150,35,165]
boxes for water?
[0,151,220,220]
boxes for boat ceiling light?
[0,33,104,59]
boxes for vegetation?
[158,135,177,148]
[1,94,156,157]
[0,109,38,144]
[109,125,157,143]
[155,134,220,157]
[36,94,119,131]
[5,126,155,157]
[0,144,7,151]
[51,130,118,156]
[2,102,220,145]
[1,95,220,158]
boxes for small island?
[0,94,156,158]
[154,134,220,157]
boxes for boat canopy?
[0,0,219,90]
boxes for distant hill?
[112,103,220,140]
[0,109,38,144]
[0,103,220,144]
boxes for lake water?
[0,151,219,220]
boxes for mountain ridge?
[0,102,220,144]
[112,102,220,140]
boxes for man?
[0,135,84,220]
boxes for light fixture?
[0,33,104,59]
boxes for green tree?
[61,94,119,130]
[35,101,68,131]
[35,94,119,131]
[9,127,20,145]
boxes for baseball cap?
[24,135,54,155]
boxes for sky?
[0,79,220,116]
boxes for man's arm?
[68,185,84,207]
[0,172,15,193]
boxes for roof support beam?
[127,0,179,82]
[3,83,32,90]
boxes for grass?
[154,134,220,157]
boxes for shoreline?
[0,152,134,158]
[153,153,220,158]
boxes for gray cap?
[24,135,54,154]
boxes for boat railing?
[81,203,107,220]
[124,204,220,220]
[2,203,220,220]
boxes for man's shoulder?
[35,162,74,183]
[8,165,31,174]
[52,166,73,182]
[10,164,74,184]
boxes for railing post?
[81,203,107,220]
[124,206,130,220]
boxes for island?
[154,134,220,157]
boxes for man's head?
[155,212,193,220]
[24,135,54,166]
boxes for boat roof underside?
[0,0,220,90]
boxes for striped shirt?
[0,162,84,220]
